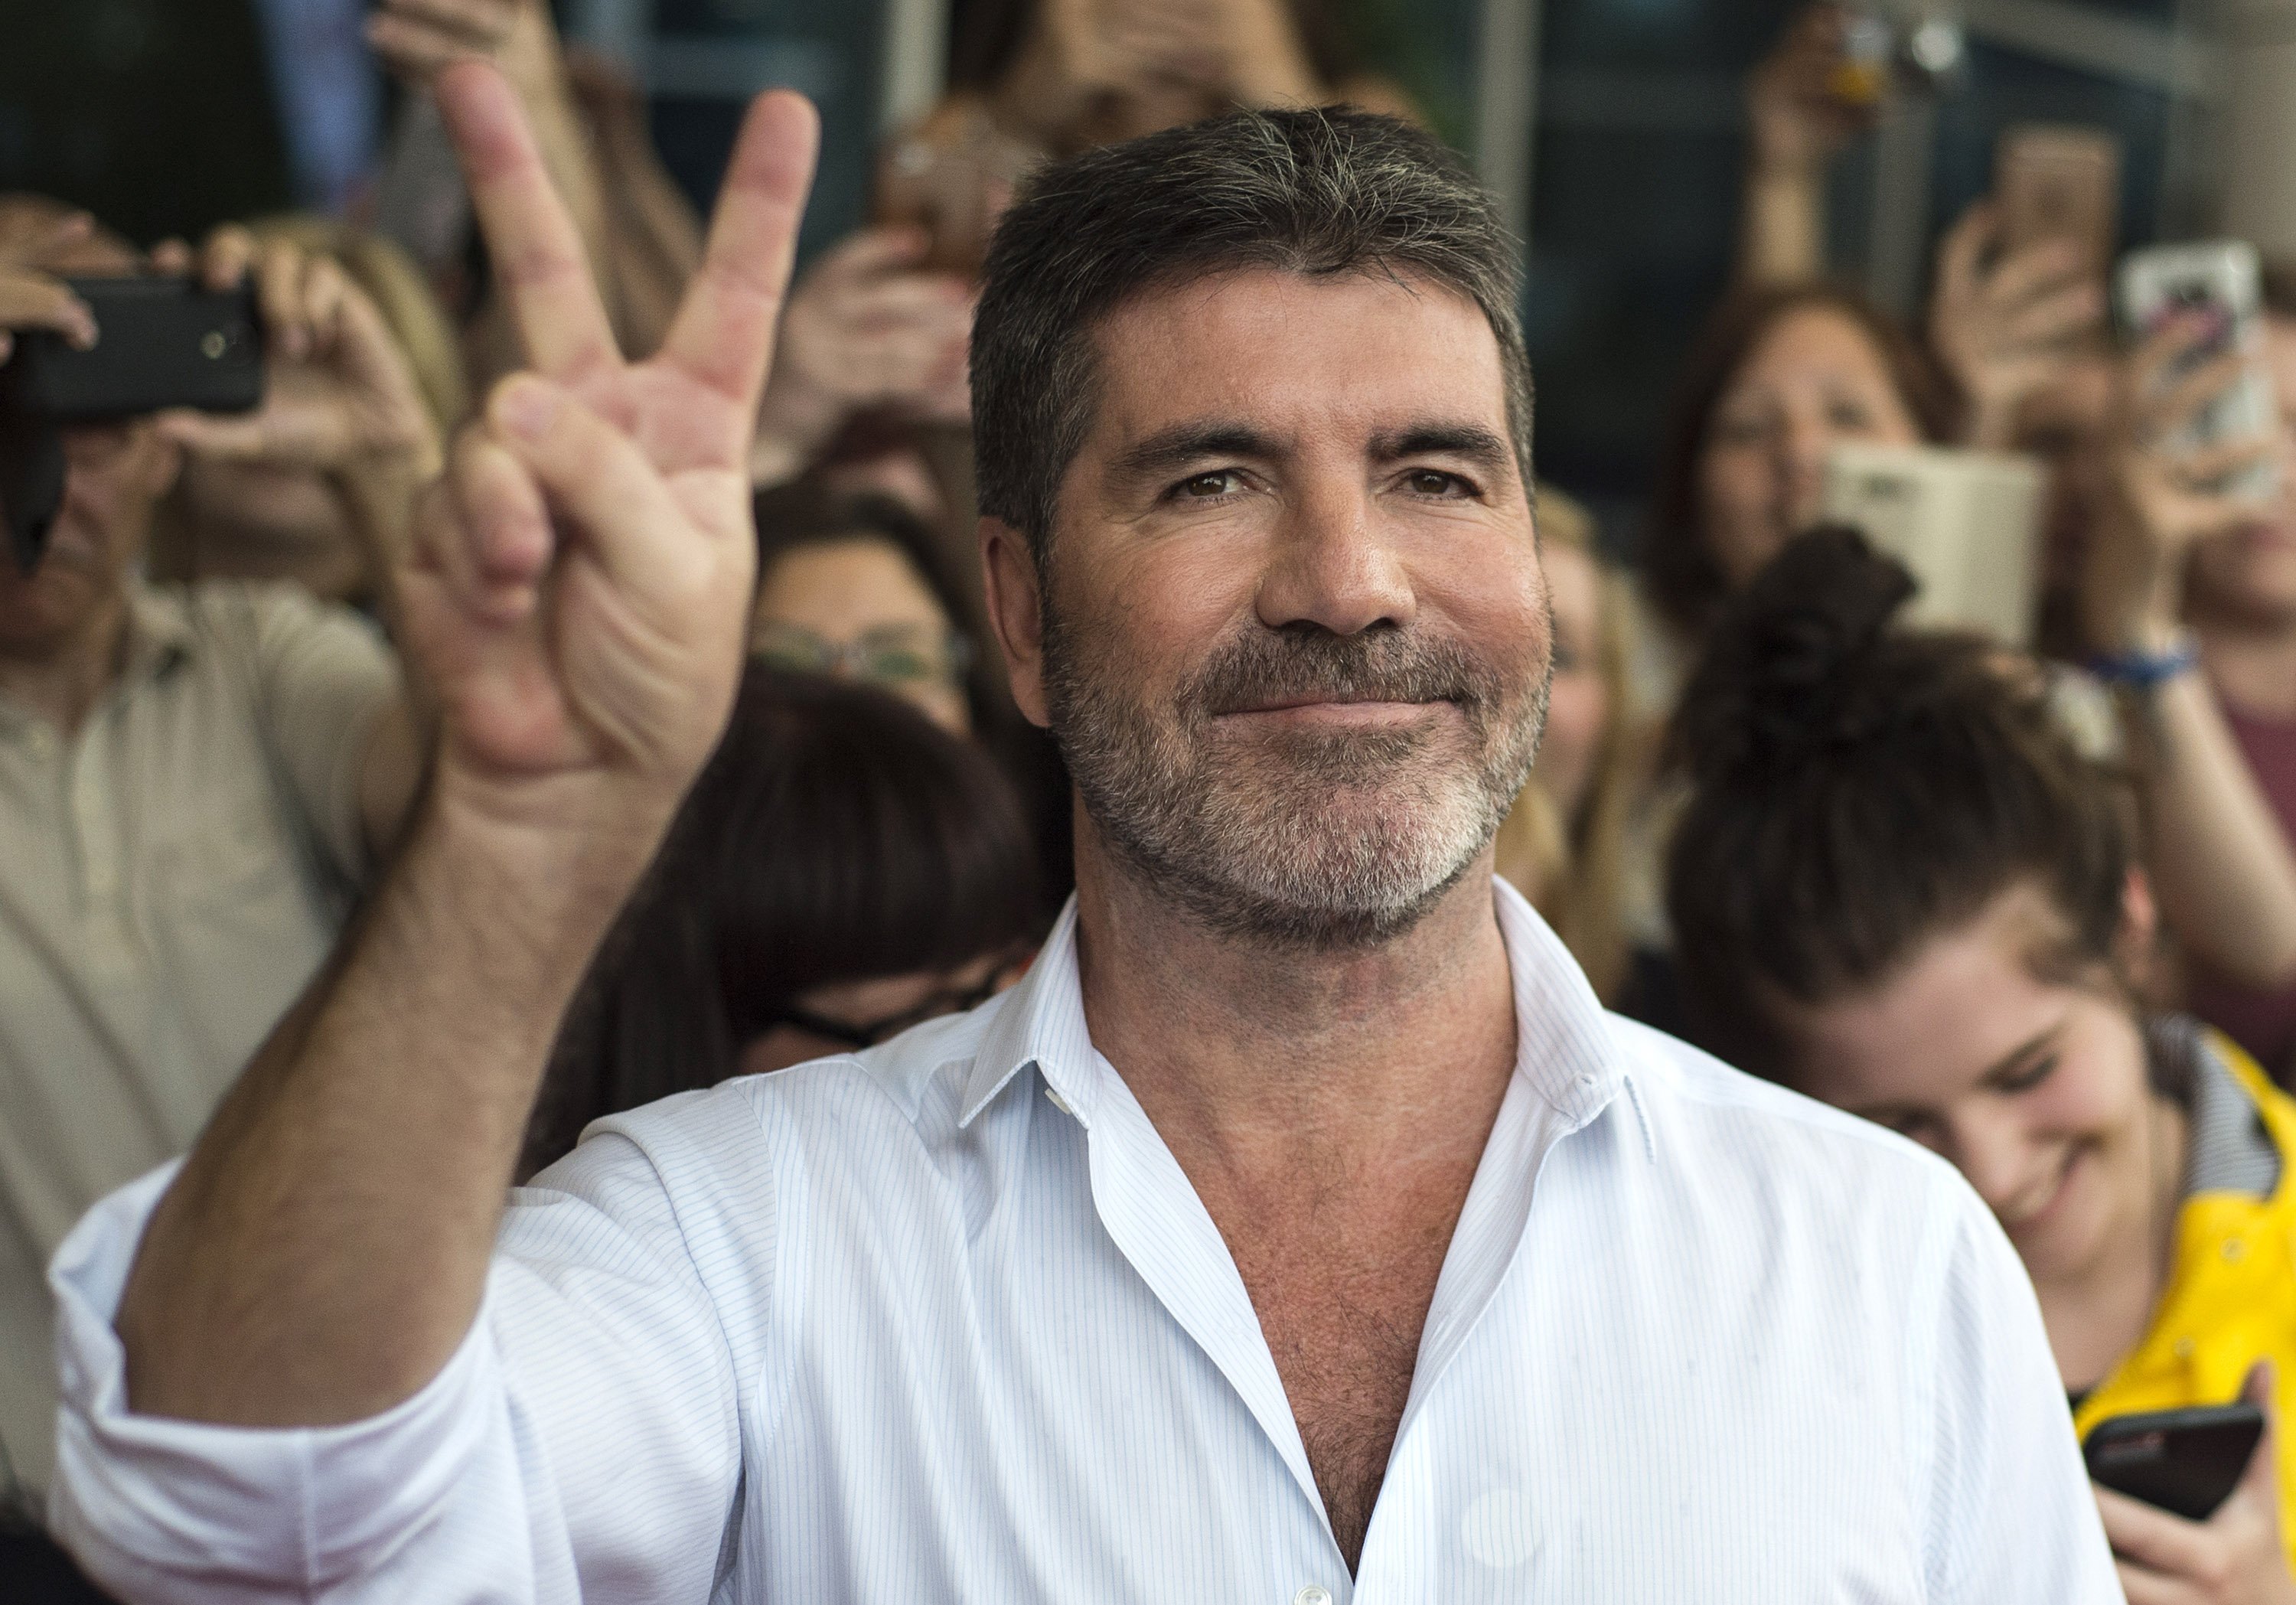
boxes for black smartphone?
[0,276,263,422]
[2085,1403,2265,1521]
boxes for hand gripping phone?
[2116,240,2280,501]
[2085,1403,2266,1521]
[0,275,263,573]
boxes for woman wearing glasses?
[520,666,1045,1176]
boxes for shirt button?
[1294,1588,1333,1605]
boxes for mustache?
[1182,626,1493,719]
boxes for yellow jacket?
[2073,1034,2296,1555]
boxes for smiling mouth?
[2001,1147,2082,1237]
[1216,696,1453,726]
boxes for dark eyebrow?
[1981,1026,2061,1085]
[1106,422,1283,488]
[1368,422,1512,471]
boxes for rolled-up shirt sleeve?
[47,1111,759,1605]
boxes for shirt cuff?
[46,1162,503,1595]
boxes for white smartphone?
[2116,241,2280,500]
[1821,443,2047,646]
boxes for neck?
[2194,602,2296,720]
[1070,810,1519,1183]
[0,589,130,736]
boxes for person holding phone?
[2095,273,2296,1085]
[0,205,433,1496]
[1668,527,2296,1600]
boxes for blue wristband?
[2088,631,2200,689]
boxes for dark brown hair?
[1664,527,2135,1079]
[1640,283,1959,639]
[971,106,1527,564]
[525,667,1044,1172]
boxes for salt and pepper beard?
[1043,595,1551,951]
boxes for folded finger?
[380,0,514,45]
[2001,281,2105,347]
[257,239,312,360]
[2147,350,2255,432]
[2095,1483,2212,1577]
[364,15,472,77]
[0,275,96,347]
[484,376,696,599]
[437,60,620,381]
[1985,240,2087,307]
[437,422,550,622]
[2110,1560,2183,1605]
[199,225,257,293]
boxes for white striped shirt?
[48,882,2117,1602]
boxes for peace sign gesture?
[407,60,817,833]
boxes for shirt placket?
[1061,1059,1357,1603]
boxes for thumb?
[2235,1362,2282,1509]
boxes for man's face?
[1009,266,1551,948]
[0,419,176,654]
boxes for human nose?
[1253,476,1417,637]
[1779,409,1830,527]
[1939,1115,2030,1217]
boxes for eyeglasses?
[769,966,1012,1052]
[751,621,973,691]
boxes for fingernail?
[494,376,560,440]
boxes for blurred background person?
[752,486,986,736]
[1667,528,2296,1599]
[2084,278,2296,1081]
[1492,485,1640,1003]
[0,208,429,1498]
[523,667,1044,1176]
[145,214,463,608]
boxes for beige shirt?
[0,581,397,1490]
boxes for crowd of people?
[5,0,2296,1599]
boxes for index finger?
[437,60,620,382]
[657,90,818,430]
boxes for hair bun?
[1671,524,1918,780]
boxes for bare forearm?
[115,798,654,1426]
[2133,673,2296,990]
[1740,163,1826,287]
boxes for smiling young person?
[46,67,2111,1603]
[1669,527,2296,1600]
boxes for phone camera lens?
[200,331,227,360]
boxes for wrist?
[2088,627,2200,690]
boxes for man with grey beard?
[45,62,2115,1605]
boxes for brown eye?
[1179,471,1238,498]
[1408,470,1466,497]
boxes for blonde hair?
[246,214,468,437]
[1494,486,1643,1002]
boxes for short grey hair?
[970,107,1532,561]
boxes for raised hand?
[152,230,439,481]
[404,59,815,826]
[2081,311,2283,652]
[1747,3,1877,178]
[749,224,973,485]
[1929,201,2106,450]
[0,205,99,362]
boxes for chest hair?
[1219,1186,1469,1571]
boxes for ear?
[980,514,1050,729]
